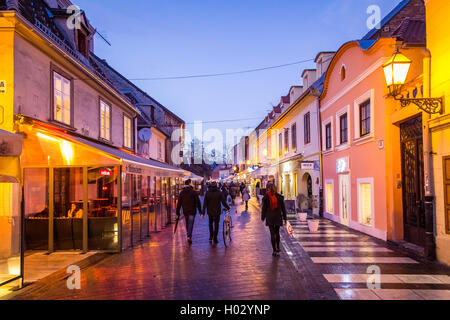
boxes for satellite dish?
[138,128,152,142]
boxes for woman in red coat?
[261,184,287,256]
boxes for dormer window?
[77,28,89,57]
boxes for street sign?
[301,162,314,170]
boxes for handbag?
[286,220,294,237]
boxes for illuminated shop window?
[358,179,373,226]
[325,181,333,213]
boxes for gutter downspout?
[423,49,436,260]
[311,88,323,218]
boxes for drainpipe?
[423,49,436,260]
[311,88,323,218]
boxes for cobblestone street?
[8,197,450,300]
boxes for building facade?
[0,0,187,289]
[426,0,450,265]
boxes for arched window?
[340,65,346,81]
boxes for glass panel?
[149,177,156,232]
[0,182,21,284]
[24,168,49,250]
[53,167,83,250]
[121,172,131,250]
[326,183,333,213]
[63,95,71,125]
[446,185,450,205]
[445,159,450,180]
[132,175,141,245]
[141,176,150,238]
[88,166,119,250]
[359,183,373,226]
[155,177,162,231]
[54,91,62,122]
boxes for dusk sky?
[75,0,401,140]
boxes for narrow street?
[9,197,450,300]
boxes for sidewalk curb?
[3,252,111,300]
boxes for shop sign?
[125,164,143,174]
[336,157,349,173]
[99,168,112,176]
[0,81,6,94]
[301,162,314,170]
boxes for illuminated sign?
[336,157,349,173]
[252,165,260,170]
[99,168,112,176]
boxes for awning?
[21,124,186,178]
[184,171,203,182]
[0,130,23,182]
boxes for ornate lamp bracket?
[395,96,444,115]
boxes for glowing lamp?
[246,160,251,165]
[382,51,411,97]
[382,49,443,114]
[263,148,268,157]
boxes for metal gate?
[400,116,425,247]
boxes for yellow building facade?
[426,0,450,265]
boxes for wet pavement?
[8,197,450,300]
[10,198,334,300]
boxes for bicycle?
[222,208,232,247]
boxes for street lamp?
[246,160,251,166]
[383,49,443,114]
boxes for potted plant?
[307,218,320,233]
[296,194,311,221]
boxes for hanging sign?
[99,168,112,176]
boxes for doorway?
[339,174,350,226]
[400,116,425,247]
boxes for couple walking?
[176,179,230,244]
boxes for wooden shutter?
[444,156,450,234]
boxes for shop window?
[53,71,71,125]
[358,179,373,226]
[53,167,84,250]
[24,168,49,250]
[304,112,311,145]
[325,181,333,213]
[124,115,132,149]
[0,181,21,281]
[100,100,111,141]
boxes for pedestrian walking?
[202,181,230,243]
[239,182,245,196]
[261,184,287,257]
[176,179,202,244]
[229,183,237,205]
[242,187,250,211]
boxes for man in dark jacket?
[176,179,201,244]
[202,182,230,243]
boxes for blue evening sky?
[75,0,400,141]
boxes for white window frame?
[99,99,111,141]
[53,71,71,125]
[322,116,334,152]
[353,89,375,141]
[356,177,375,227]
[123,115,132,149]
[325,179,334,214]
[336,105,350,149]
